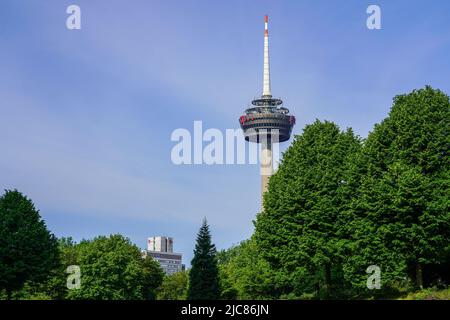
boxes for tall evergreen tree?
[0,190,59,298]
[188,218,220,300]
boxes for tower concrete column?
[260,134,273,206]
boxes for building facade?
[142,236,184,275]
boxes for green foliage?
[252,87,449,299]
[254,120,361,298]
[38,237,79,299]
[67,234,163,300]
[18,237,79,300]
[344,86,450,293]
[0,190,59,298]
[157,271,189,300]
[10,282,54,300]
[188,218,220,300]
[363,86,449,176]
[142,255,165,299]
[401,287,450,300]
[218,238,277,299]
[7,235,165,300]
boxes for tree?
[142,255,165,300]
[187,218,220,300]
[67,234,161,300]
[12,237,78,300]
[0,190,59,298]
[157,271,189,300]
[344,86,450,291]
[254,120,361,299]
[218,238,277,299]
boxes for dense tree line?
[219,86,449,299]
[0,187,194,300]
[0,189,205,300]
[0,190,165,300]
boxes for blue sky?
[1,0,449,265]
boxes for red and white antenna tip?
[264,15,268,36]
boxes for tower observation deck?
[239,15,296,206]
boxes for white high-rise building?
[147,236,174,253]
[142,236,184,275]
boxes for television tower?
[239,15,296,206]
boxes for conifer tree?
[188,218,220,299]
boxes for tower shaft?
[261,15,273,205]
[260,135,273,204]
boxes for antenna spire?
[263,15,271,98]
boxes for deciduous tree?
[0,190,59,298]
[254,120,361,298]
